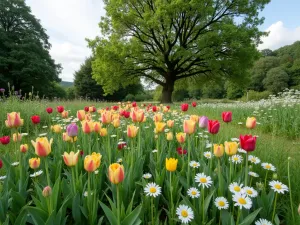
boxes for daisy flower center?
[234,186,241,192]
[265,165,271,169]
[200,178,207,183]
[191,191,197,195]
[274,184,282,189]
[238,198,246,205]
[247,190,253,194]
[218,201,225,207]
[150,187,157,193]
[181,210,188,217]
[233,157,238,161]
[193,163,197,167]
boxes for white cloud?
[259,21,300,50]
[26,0,105,81]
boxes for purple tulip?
[66,123,78,137]
[0,88,5,93]
[199,116,208,128]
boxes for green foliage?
[202,82,226,99]
[66,87,76,100]
[89,0,268,102]
[263,67,289,93]
[225,81,245,99]
[46,82,67,99]
[0,0,61,97]
[240,90,271,101]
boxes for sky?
[26,0,300,82]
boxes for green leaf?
[204,189,216,214]
[240,208,262,225]
[99,201,118,225]
[26,207,48,225]
[121,205,142,225]
[72,193,82,222]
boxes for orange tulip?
[77,110,86,121]
[20,144,28,153]
[153,113,163,122]
[183,120,196,134]
[131,109,144,123]
[61,110,69,118]
[246,117,256,129]
[108,163,125,184]
[29,157,40,169]
[93,122,102,133]
[81,120,94,134]
[127,125,139,138]
[167,120,174,128]
[63,151,79,167]
[154,122,166,133]
[5,112,24,128]
[84,152,102,172]
[62,132,77,142]
[101,111,112,124]
[31,137,53,157]
[176,132,186,144]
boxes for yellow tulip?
[81,120,94,134]
[112,118,120,128]
[29,157,40,169]
[84,152,102,172]
[166,158,178,172]
[246,117,256,129]
[166,132,173,141]
[51,124,62,133]
[101,111,112,124]
[108,163,125,184]
[31,137,53,157]
[214,144,224,157]
[190,115,199,123]
[13,133,22,142]
[99,128,108,137]
[167,120,174,128]
[63,151,80,167]
[153,113,163,122]
[176,132,186,144]
[131,109,144,123]
[183,120,196,134]
[5,112,24,128]
[224,141,238,156]
[154,122,166,133]
[62,132,77,142]
[127,125,139,138]
[77,110,86,121]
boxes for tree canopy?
[89,0,270,102]
[0,0,61,96]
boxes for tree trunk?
[161,80,175,103]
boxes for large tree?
[0,0,61,96]
[89,0,270,103]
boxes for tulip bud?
[0,159,3,169]
[272,173,278,180]
[20,144,28,153]
[42,186,52,197]
[77,110,86,121]
[154,122,166,133]
[183,120,196,134]
[5,112,24,128]
[199,116,208,128]
[13,133,22,142]
[127,125,139,138]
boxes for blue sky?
[26,0,300,81]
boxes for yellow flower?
[84,152,102,172]
[29,157,40,169]
[31,137,53,157]
[154,122,166,133]
[63,151,80,167]
[166,158,178,172]
[224,142,238,156]
[81,120,94,134]
[167,120,174,128]
[190,115,199,123]
[127,125,139,138]
[77,110,86,121]
[108,163,125,184]
[131,110,144,123]
[112,118,120,128]
[20,144,28,153]
[214,144,224,157]
[51,124,62,133]
[246,117,256,129]
[183,120,196,134]
[101,111,112,124]
[5,112,24,128]
[176,132,186,144]
[153,113,163,122]
[99,128,108,137]
[62,132,77,142]
[166,132,173,141]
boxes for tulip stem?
[72,167,76,194]
[272,192,278,222]
[229,160,232,185]
[117,184,121,225]
[218,158,222,196]
[151,197,154,225]
[210,135,214,171]
[169,172,173,225]
[45,158,51,186]
[202,187,205,225]
[187,135,191,187]
[244,153,248,186]
[287,158,295,223]
[236,208,241,225]
[88,172,91,219]
[264,171,269,188]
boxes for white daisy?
[238,148,247,154]
[42,126,48,128]
[255,218,273,225]
[84,191,93,197]
[94,170,99,175]
[214,197,229,210]
[238,122,243,125]
[11,162,19,166]
[117,158,123,163]
[39,133,48,137]
[248,155,261,164]
[249,171,259,177]
[233,193,252,209]
[187,187,200,199]
[0,175,7,181]
[269,180,289,194]
[21,133,28,136]
[243,186,258,198]
[176,205,194,224]
[261,163,276,171]
[231,155,243,164]
[143,173,152,179]
[144,183,161,197]
[189,161,200,168]
[152,149,158,153]
[203,151,212,159]
[231,138,240,142]
[229,182,244,194]
[30,170,43,178]
[195,173,213,188]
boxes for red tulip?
[106,107,110,111]
[123,111,130,118]
[0,159,3,169]
[0,136,10,145]
[84,106,89,112]
[208,120,220,134]
[132,102,137,107]
[177,147,187,155]
[152,106,157,112]
[31,115,41,124]
[46,107,53,114]
[57,106,64,113]
[240,135,257,152]
[222,111,232,123]
[80,150,84,156]
[118,142,127,150]
[181,103,189,112]
[112,105,119,111]
[166,105,170,110]
[192,102,197,107]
